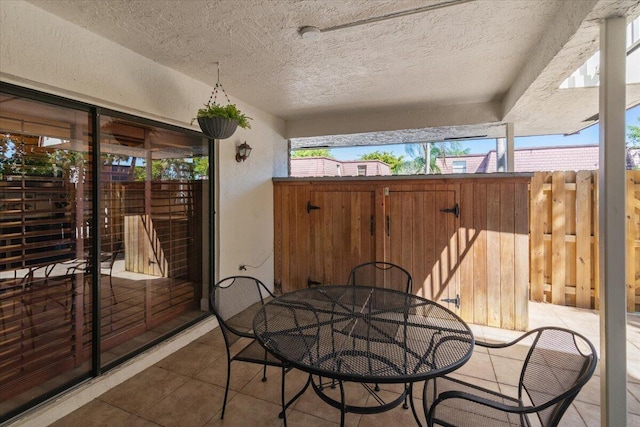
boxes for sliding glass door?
[0,85,210,421]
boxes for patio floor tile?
[50,301,639,426]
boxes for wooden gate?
[308,191,375,286]
[274,176,530,330]
[387,189,458,303]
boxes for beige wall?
[0,0,287,292]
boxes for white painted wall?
[0,0,287,290]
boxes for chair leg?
[403,382,409,409]
[281,366,287,427]
[262,350,268,382]
[338,380,346,427]
[221,358,232,419]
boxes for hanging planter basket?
[193,63,252,140]
[197,116,239,139]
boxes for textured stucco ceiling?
[25,0,640,146]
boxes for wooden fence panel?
[529,170,639,312]
[628,171,640,311]
[529,173,546,302]
[575,170,592,308]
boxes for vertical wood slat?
[436,188,449,305]
[514,182,529,330]
[273,185,283,293]
[473,183,488,325]
[448,185,460,314]
[459,183,474,322]
[486,183,501,327]
[297,187,310,288]
[412,192,426,296]
[375,187,386,269]
[627,173,636,312]
[551,172,566,305]
[576,171,593,308]
[500,183,515,329]
[280,187,291,293]
[422,191,436,300]
[401,190,414,293]
[529,172,546,302]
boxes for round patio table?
[253,285,474,426]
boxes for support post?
[496,138,506,172]
[506,122,514,172]
[598,16,627,427]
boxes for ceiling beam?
[285,101,501,139]
[502,0,599,123]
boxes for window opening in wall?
[452,160,467,174]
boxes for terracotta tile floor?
[53,302,640,426]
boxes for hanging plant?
[192,63,252,139]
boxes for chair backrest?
[518,327,598,426]
[347,261,413,293]
[209,276,274,347]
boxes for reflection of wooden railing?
[124,215,167,277]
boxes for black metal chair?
[424,327,598,427]
[337,261,414,407]
[347,261,413,294]
[210,276,290,422]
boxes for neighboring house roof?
[291,157,391,177]
[437,144,638,173]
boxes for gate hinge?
[307,201,321,213]
[441,294,461,309]
[440,203,460,218]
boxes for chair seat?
[264,333,318,363]
[234,338,284,366]
[425,376,526,426]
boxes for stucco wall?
[0,0,287,291]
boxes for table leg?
[279,372,312,419]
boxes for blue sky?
[331,104,640,161]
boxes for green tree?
[193,157,209,179]
[359,151,404,174]
[628,117,640,148]
[403,143,442,174]
[403,141,470,174]
[291,149,333,158]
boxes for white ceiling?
[26,0,640,147]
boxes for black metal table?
[253,285,474,426]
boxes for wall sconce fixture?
[236,141,252,162]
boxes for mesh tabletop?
[253,286,474,384]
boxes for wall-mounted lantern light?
[236,141,252,162]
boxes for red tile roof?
[437,144,617,173]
